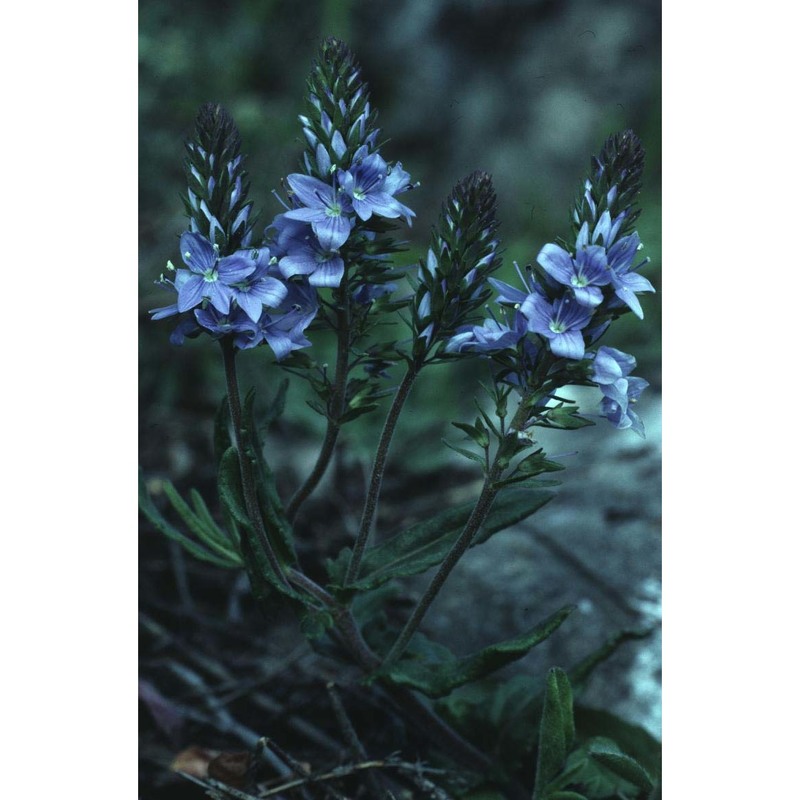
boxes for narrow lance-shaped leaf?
[138,472,240,569]
[217,447,303,605]
[327,486,554,593]
[380,606,574,698]
[588,748,654,792]
[533,667,575,799]
[162,481,243,564]
[569,628,652,694]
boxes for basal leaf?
[382,606,574,698]
[162,481,242,564]
[573,706,661,779]
[560,738,641,799]
[533,667,576,799]
[138,472,239,568]
[588,749,654,792]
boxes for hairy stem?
[221,340,290,590]
[381,396,532,669]
[286,280,351,522]
[344,364,419,585]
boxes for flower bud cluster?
[183,103,256,255]
[411,171,502,363]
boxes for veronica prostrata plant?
[141,38,660,799]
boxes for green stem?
[286,280,351,522]
[344,364,419,585]
[381,395,532,669]
[221,340,290,591]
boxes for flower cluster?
[269,37,415,290]
[150,104,319,360]
[447,131,654,435]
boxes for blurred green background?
[139,0,661,468]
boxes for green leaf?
[217,447,251,528]
[381,606,574,698]
[588,749,654,792]
[546,793,589,800]
[452,420,490,448]
[442,437,486,466]
[162,481,243,564]
[138,472,239,568]
[436,674,547,778]
[560,738,643,799]
[189,488,241,552]
[299,609,334,640]
[569,629,653,694]
[217,447,302,605]
[327,486,554,593]
[533,667,576,799]
[573,706,661,779]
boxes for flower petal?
[549,330,585,360]
[572,285,604,307]
[235,291,264,322]
[180,231,217,272]
[308,256,345,287]
[250,277,288,308]
[176,275,205,312]
[286,173,333,209]
[312,214,352,251]
[217,253,256,284]
[537,243,574,285]
[206,282,232,314]
[279,252,317,278]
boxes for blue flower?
[605,231,655,319]
[174,232,255,314]
[258,280,320,359]
[591,346,649,437]
[192,279,319,360]
[352,282,396,304]
[537,223,611,308]
[227,247,288,322]
[338,153,415,224]
[274,219,346,288]
[590,209,627,248]
[521,291,594,360]
[591,346,637,384]
[282,173,354,250]
[445,311,526,354]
